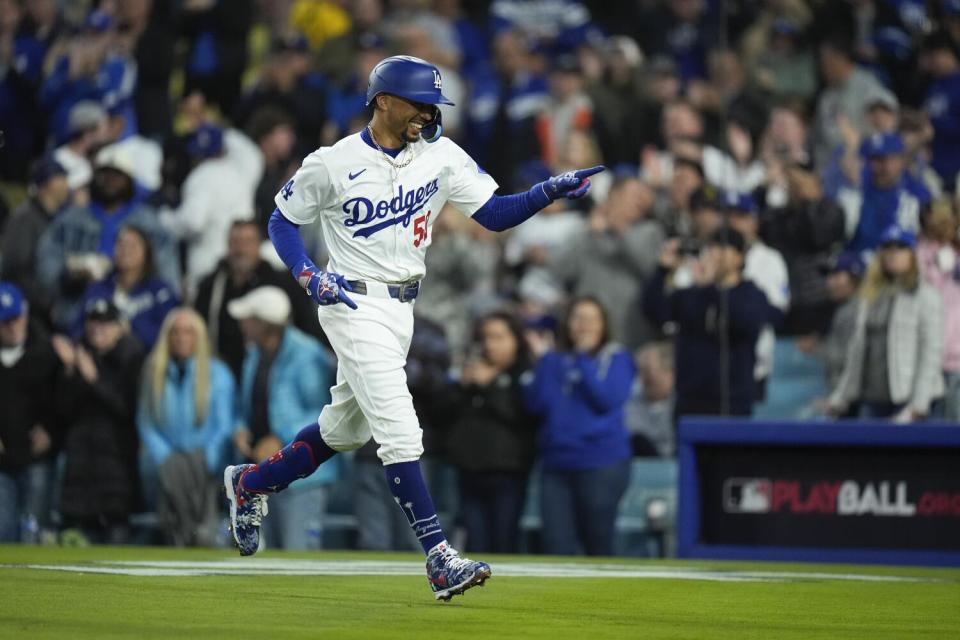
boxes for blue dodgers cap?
[723,191,757,215]
[186,123,225,158]
[873,26,913,62]
[0,282,26,321]
[29,156,67,186]
[365,55,455,107]
[860,132,906,158]
[824,251,866,278]
[84,9,114,33]
[879,225,917,248]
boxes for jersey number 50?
[413,211,431,248]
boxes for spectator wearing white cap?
[160,123,264,294]
[52,100,110,197]
[36,146,181,331]
[228,285,338,550]
[97,100,164,193]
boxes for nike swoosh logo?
[348,169,367,180]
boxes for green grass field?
[1,545,957,639]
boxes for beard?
[90,173,135,209]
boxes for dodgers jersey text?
[275,133,498,283]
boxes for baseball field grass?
[1,545,957,639]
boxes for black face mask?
[90,171,135,208]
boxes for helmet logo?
[433,69,442,90]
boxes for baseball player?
[223,55,603,601]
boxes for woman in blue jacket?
[73,225,179,350]
[525,296,636,556]
[136,307,235,545]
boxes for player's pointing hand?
[296,263,358,310]
[542,165,605,200]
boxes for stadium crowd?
[1,0,959,556]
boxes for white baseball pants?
[315,285,423,465]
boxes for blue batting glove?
[541,165,605,200]
[295,262,358,310]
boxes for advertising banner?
[677,420,960,566]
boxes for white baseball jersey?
[275,132,499,283]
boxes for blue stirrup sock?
[384,460,447,554]
[239,422,337,494]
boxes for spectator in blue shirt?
[72,225,179,351]
[837,132,930,254]
[635,0,719,84]
[434,0,490,81]
[920,30,960,191]
[39,10,137,147]
[466,30,549,192]
[0,0,63,181]
[525,296,635,556]
[180,0,254,117]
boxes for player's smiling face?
[385,95,436,143]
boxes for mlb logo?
[723,478,772,514]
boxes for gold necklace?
[367,125,414,170]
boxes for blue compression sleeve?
[240,422,338,494]
[268,208,315,272]
[471,184,553,232]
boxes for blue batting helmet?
[365,56,455,107]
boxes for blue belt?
[346,280,421,303]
